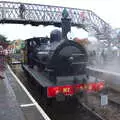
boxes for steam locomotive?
[29,30,87,79]
[22,11,104,101]
[22,30,104,100]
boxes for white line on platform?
[20,103,35,107]
[7,65,51,120]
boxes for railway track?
[80,102,105,120]
[11,64,104,120]
[84,87,120,120]
[108,98,120,108]
[108,88,120,108]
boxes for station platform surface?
[0,65,50,120]
[89,58,120,73]
[88,64,120,92]
[0,73,25,120]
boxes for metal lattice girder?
[0,1,112,39]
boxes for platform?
[87,66,120,92]
[0,65,51,120]
[0,73,25,120]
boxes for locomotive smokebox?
[61,8,71,40]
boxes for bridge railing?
[0,1,86,23]
[0,1,112,36]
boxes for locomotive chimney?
[61,8,71,40]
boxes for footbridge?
[0,1,112,39]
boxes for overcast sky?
[0,0,119,40]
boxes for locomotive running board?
[22,65,54,87]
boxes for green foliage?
[0,34,10,45]
[0,34,7,42]
[20,41,25,49]
[15,49,20,53]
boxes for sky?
[0,0,120,40]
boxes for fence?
[0,52,6,79]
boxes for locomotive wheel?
[46,98,54,106]
[35,84,43,97]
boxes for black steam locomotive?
[22,9,104,100]
[27,29,88,81]
[22,29,89,99]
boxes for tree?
[20,41,25,49]
[0,34,7,42]
[0,34,9,48]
